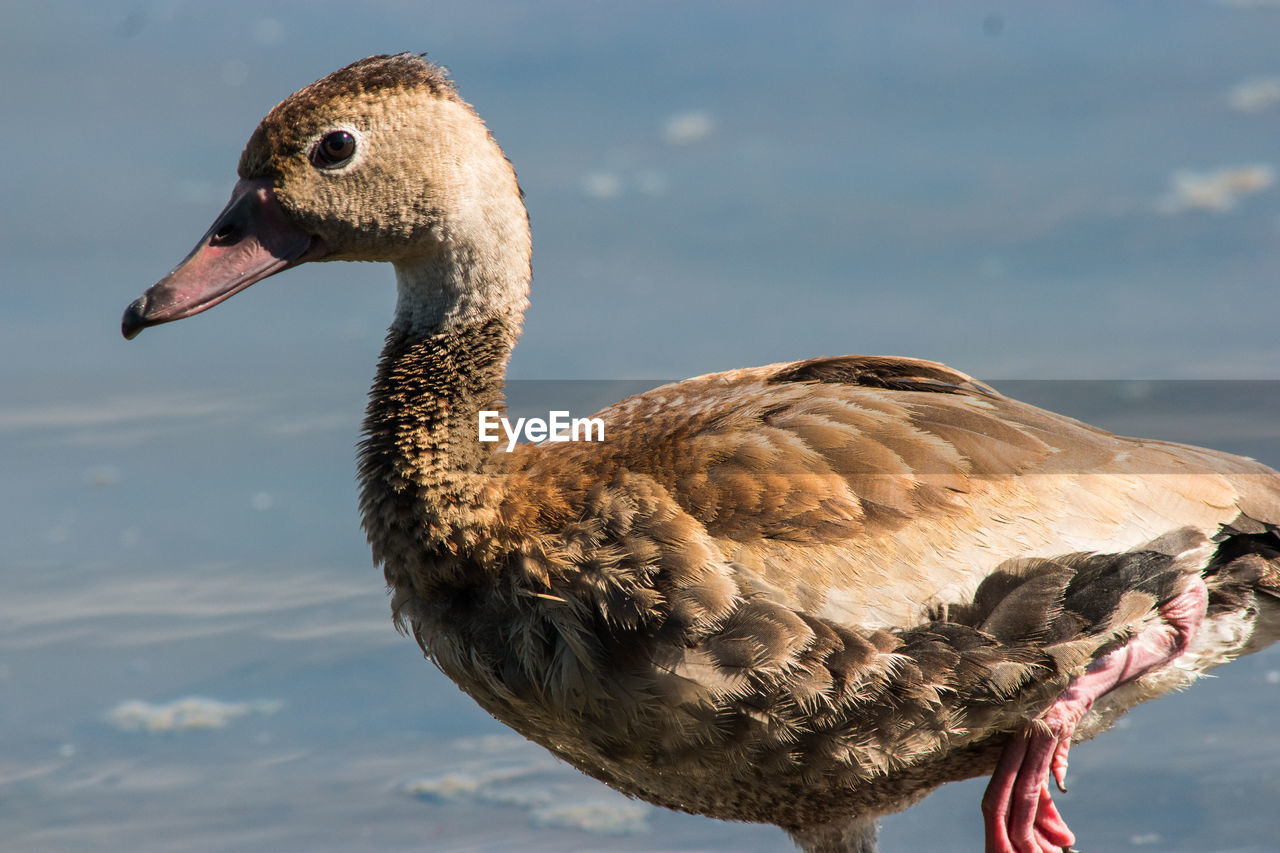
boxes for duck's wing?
[504,354,1280,628]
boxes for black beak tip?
[121,297,148,340]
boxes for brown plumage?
[122,54,1280,853]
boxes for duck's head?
[123,54,530,339]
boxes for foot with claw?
[980,578,1208,853]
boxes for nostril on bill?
[210,222,239,244]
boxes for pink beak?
[122,178,327,339]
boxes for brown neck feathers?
[356,316,519,586]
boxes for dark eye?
[311,130,356,168]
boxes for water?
[4,3,1280,851]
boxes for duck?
[122,54,1280,853]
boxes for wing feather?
[498,356,1280,630]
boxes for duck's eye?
[311,130,356,169]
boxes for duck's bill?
[121,178,328,340]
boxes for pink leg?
[980,578,1207,853]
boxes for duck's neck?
[358,258,527,591]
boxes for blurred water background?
[3,3,1280,851]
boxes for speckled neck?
[356,313,520,592]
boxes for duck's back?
[493,355,1280,625]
